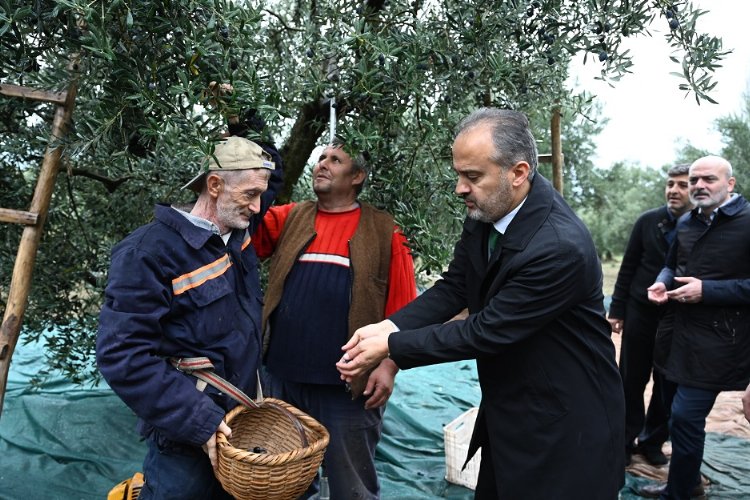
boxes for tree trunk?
[277,99,330,203]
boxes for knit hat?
[183,136,275,191]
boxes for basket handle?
[171,357,309,447]
[256,401,309,448]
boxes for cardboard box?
[443,407,480,490]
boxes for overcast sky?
[569,0,750,170]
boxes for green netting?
[2,339,750,499]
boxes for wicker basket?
[215,397,330,500]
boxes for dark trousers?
[619,299,670,451]
[662,385,718,500]
[264,372,384,500]
[139,439,233,500]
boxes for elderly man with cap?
[96,135,282,499]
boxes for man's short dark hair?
[667,163,690,177]
[455,108,538,181]
[331,137,370,194]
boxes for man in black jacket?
[608,164,692,466]
[643,156,750,499]
[337,108,625,499]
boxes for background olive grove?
[0,0,734,382]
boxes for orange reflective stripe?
[241,234,252,251]
[172,254,232,295]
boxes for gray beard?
[467,209,493,223]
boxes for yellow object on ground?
[107,472,144,500]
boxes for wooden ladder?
[0,77,78,418]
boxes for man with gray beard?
[97,136,282,499]
[642,156,750,499]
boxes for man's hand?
[337,320,396,382]
[203,420,232,469]
[608,317,624,334]
[362,358,399,409]
[206,81,234,108]
[666,276,703,304]
[647,282,669,305]
[742,383,750,424]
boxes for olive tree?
[0,0,728,381]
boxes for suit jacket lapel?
[466,175,555,287]
[479,175,556,299]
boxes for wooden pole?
[551,106,563,195]
[0,77,78,418]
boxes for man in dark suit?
[337,108,625,499]
[641,156,750,499]
[608,164,692,466]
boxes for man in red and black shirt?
[253,138,417,499]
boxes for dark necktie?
[488,227,502,260]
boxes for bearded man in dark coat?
[642,156,750,499]
[337,108,625,499]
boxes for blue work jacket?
[97,204,265,447]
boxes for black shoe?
[638,482,705,498]
[635,444,668,466]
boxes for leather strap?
[171,357,309,447]
[172,357,258,408]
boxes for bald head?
[688,156,735,216]
[690,156,733,178]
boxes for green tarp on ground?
[2,339,750,499]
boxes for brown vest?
[262,201,394,359]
